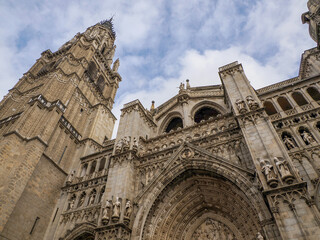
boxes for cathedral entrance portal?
[141,170,259,239]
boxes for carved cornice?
[0,112,22,126]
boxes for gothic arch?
[190,101,226,121]
[131,148,273,240]
[159,112,184,134]
[63,222,96,240]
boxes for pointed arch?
[292,91,308,106]
[263,101,278,115]
[277,96,293,111]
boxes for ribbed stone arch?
[131,157,272,240]
[63,222,96,240]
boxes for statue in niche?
[66,170,75,185]
[246,95,259,110]
[274,157,294,184]
[112,58,120,72]
[235,99,247,113]
[101,200,112,225]
[283,135,296,149]
[301,130,315,144]
[78,194,85,207]
[69,198,75,210]
[259,159,278,188]
[124,200,133,219]
[89,191,96,205]
[112,197,121,219]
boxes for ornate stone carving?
[180,148,194,160]
[66,170,75,185]
[246,95,259,110]
[132,137,138,152]
[101,200,112,225]
[259,159,278,188]
[112,197,121,220]
[235,99,247,113]
[301,130,315,144]
[191,218,236,240]
[274,157,295,184]
[257,232,264,240]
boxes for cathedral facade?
[1,2,320,240]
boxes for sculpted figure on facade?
[101,200,112,225]
[260,158,278,188]
[68,198,75,210]
[274,157,294,184]
[112,58,120,72]
[235,99,247,113]
[257,232,264,240]
[132,137,138,152]
[89,191,96,205]
[66,170,75,185]
[112,197,121,219]
[124,200,133,219]
[246,95,259,110]
[283,135,296,149]
[301,130,315,144]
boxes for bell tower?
[0,19,121,240]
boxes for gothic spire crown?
[99,17,116,38]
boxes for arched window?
[101,43,106,54]
[307,87,320,101]
[194,107,220,123]
[298,127,316,145]
[90,161,96,174]
[99,158,106,171]
[96,76,105,92]
[165,117,183,133]
[263,101,277,115]
[86,61,97,81]
[277,96,293,111]
[281,132,297,150]
[292,92,308,106]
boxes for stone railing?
[29,94,66,112]
[257,77,299,95]
[60,116,82,140]
[0,112,22,126]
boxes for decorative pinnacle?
[99,17,116,37]
[150,101,155,111]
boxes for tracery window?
[292,92,308,106]
[277,96,293,111]
[194,107,220,123]
[165,117,183,133]
[307,87,320,101]
[263,101,278,115]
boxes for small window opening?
[307,87,320,101]
[263,101,278,115]
[292,92,308,106]
[277,96,293,111]
[98,158,106,171]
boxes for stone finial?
[112,58,120,72]
[150,100,155,111]
[186,79,190,89]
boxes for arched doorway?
[74,233,95,240]
[132,151,275,240]
[141,170,259,239]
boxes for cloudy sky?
[0,0,316,137]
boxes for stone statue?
[274,157,294,184]
[260,159,278,188]
[301,130,315,144]
[122,136,130,151]
[66,170,75,185]
[69,198,75,210]
[112,197,121,219]
[235,99,246,113]
[101,200,112,224]
[112,58,120,72]
[283,136,296,149]
[132,137,138,152]
[246,95,259,110]
[124,200,133,219]
[78,194,85,207]
[179,82,185,92]
[115,139,123,153]
[257,232,264,240]
[89,191,96,205]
